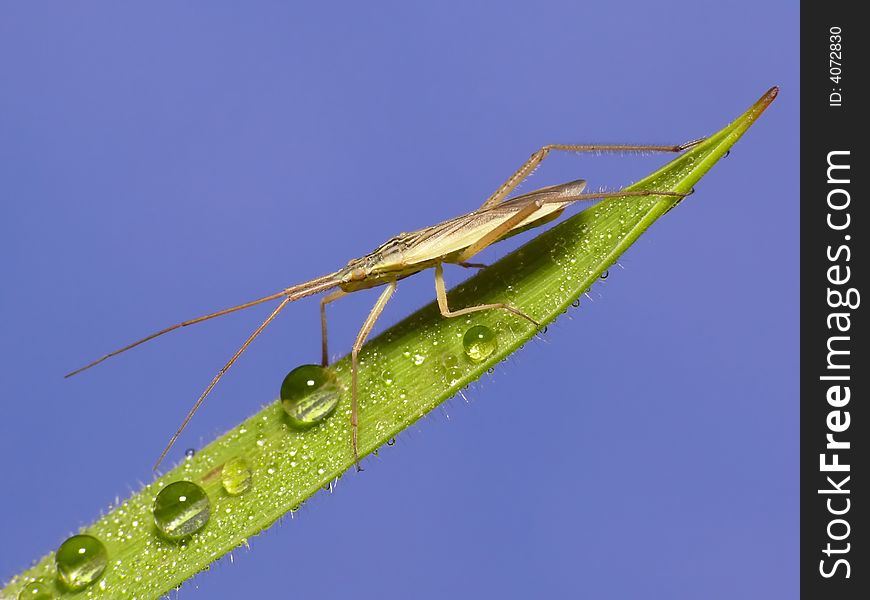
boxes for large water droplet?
[280,364,340,427]
[18,580,53,599]
[55,534,107,591]
[221,457,253,496]
[463,325,497,362]
[153,480,211,540]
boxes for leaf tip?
[755,85,780,113]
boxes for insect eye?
[351,268,366,281]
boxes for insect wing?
[400,179,587,265]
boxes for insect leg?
[153,295,294,471]
[350,280,397,471]
[434,263,538,326]
[541,188,688,206]
[320,290,348,366]
[479,139,702,211]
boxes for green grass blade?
[2,87,777,599]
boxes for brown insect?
[66,139,701,470]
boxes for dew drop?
[280,364,340,427]
[463,325,497,363]
[221,457,253,496]
[55,534,107,591]
[386,437,396,446]
[600,270,609,280]
[184,448,196,460]
[153,480,211,540]
[18,580,53,599]
[571,299,581,308]
[380,369,394,386]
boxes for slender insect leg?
[479,139,702,211]
[320,290,347,367]
[153,295,294,471]
[458,261,488,269]
[350,280,397,471]
[539,188,688,206]
[434,263,538,326]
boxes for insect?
[67,139,701,471]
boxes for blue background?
[1,2,798,599]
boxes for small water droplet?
[600,270,609,280]
[441,353,459,369]
[380,369,394,385]
[184,448,196,460]
[280,364,340,427]
[153,480,211,540]
[463,325,497,362]
[386,438,396,446]
[412,353,426,366]
[55,534,107,591]
[18,580,53,599]
[571,299,581,308]
[221,457,252,496]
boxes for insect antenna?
[152,293,295,470]
[65,272,341,378]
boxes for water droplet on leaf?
[280,364,340,427]
[18,580,53,599]
[463,325,496,362]
[153,480,211,540]
[221,457,252,496]
[55,534,107,591]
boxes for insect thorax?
[338,233,422,291]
